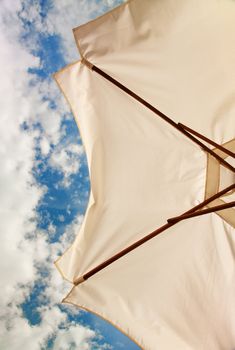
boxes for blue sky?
[0,0,140,349]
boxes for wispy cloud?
[49,143,84,187]
[0,0,44,302]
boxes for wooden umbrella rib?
[73,183,235,285]
[90,62,235,173]
[178,123,235,159]
[170,183,235,216]
[168,201,235,224]
[177,125,235,172]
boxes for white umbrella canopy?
[54,0,235,348]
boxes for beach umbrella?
[54,0,235,348]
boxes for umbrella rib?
[176,125,235,172]
[178,123,235,159]
[73,182,235,286]
[81,58,234,173]
[168,201,235,224]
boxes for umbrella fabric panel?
[73,0,235,144]
[54,61,205,281]
[65,214,235,350]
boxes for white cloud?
[40,137,51,156]
[50,143,84,187]
[0,303,102,350]
[0,0,67,295]
[0,0,44,308]
[0,1,80,347]
[0,208,111,350]
[52,324,95,350]
[0,0,121,349]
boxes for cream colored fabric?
[54,61,205,280]
[54,0,235,348]
[65,215,235,350]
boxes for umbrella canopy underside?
[54,0,235,348]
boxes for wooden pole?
[168,201,235,224]
[73,183,235,285]
[178,123,235,159]
[88,61,235,172]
